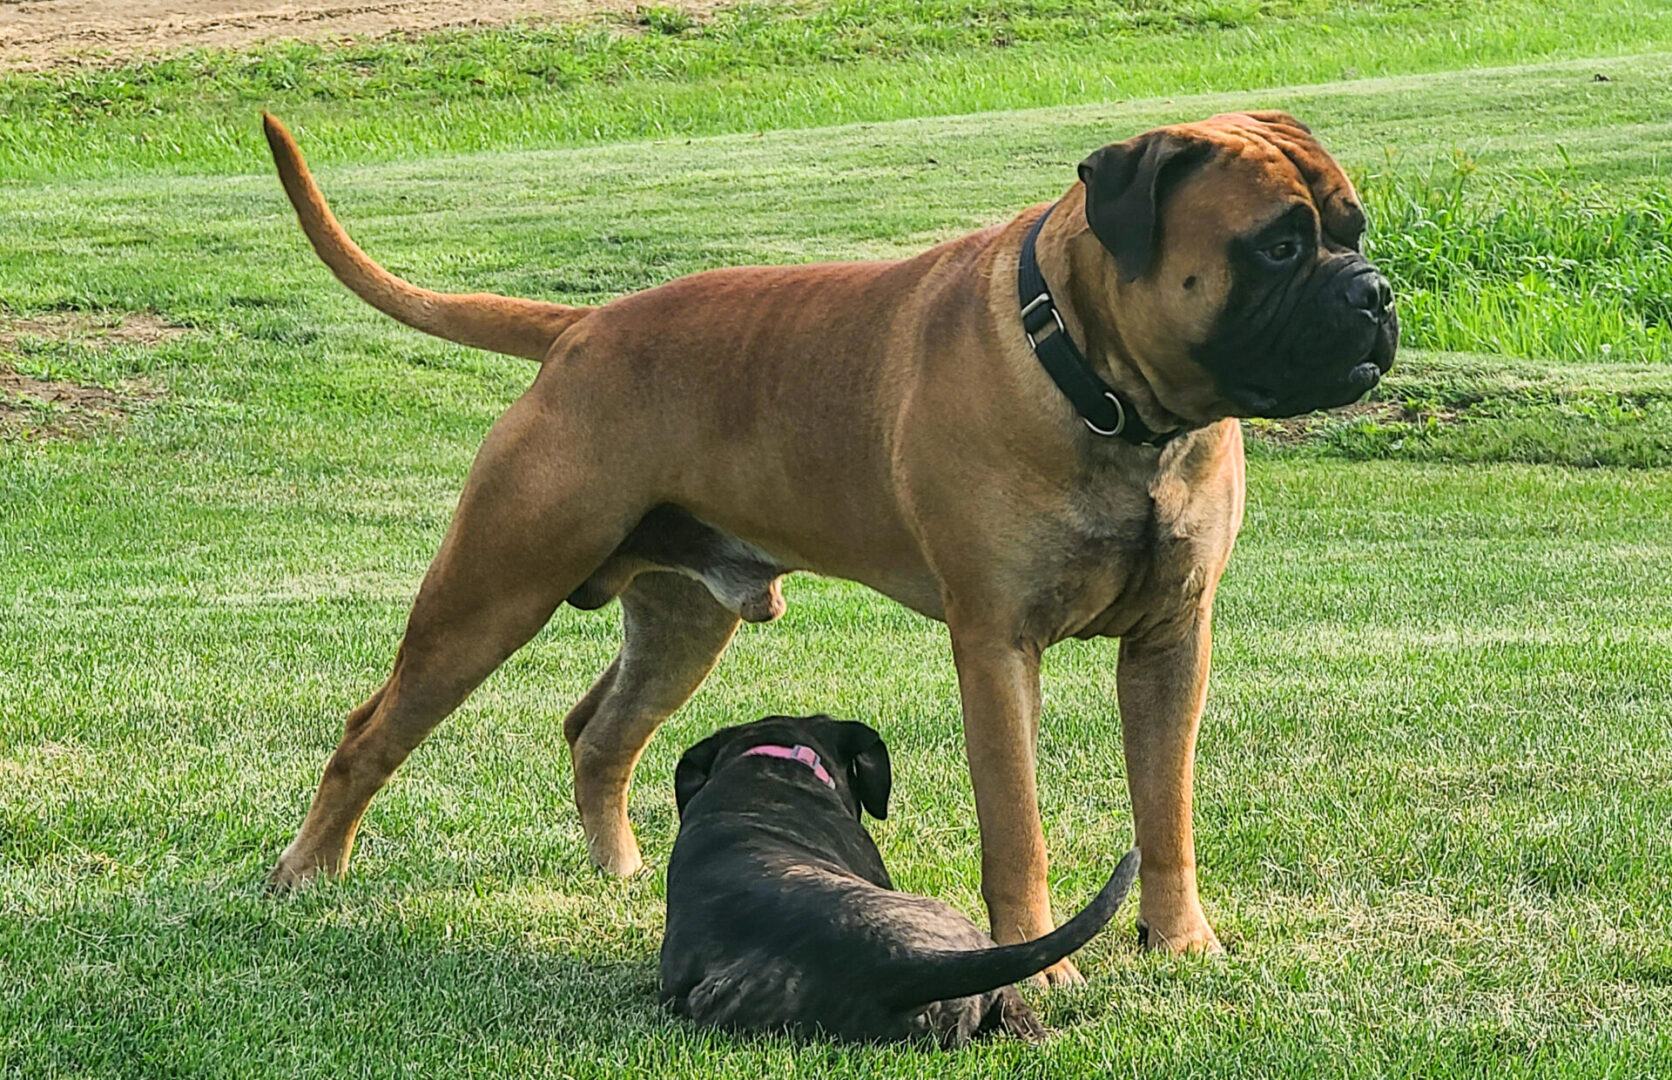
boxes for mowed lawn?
[4,8,1672,1077]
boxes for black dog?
[660,714,1140,1046]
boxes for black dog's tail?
[887,848,1140,1010]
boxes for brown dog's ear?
[673,728,738,817]
[819,719,892,820]
[1078,131,1214,282]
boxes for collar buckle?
[1020,292,1066,349]
[1083,391,1127,437]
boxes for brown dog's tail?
[262,113,589,362]
[888,848,1140,1010]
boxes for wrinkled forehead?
[1171,112,1365,241]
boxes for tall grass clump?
[1362,165,1672,363]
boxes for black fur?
[1190,203,1399,417]
[660,714,1140,1046]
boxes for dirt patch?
[0,365,165,440]
[0,310,185,350]
[0,1,723,70]
[1244,398,1461,445]
[0,311,173,440]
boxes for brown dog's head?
[1070,111,1397,420]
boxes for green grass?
[1366,175,1672,362]
[6,0,1672,178]
[4,7,1672,1078]
[1257,353,1672,468]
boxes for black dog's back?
[659,715,1138,1046]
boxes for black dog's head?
[673,714,893,821]
[1073,110,1397,420]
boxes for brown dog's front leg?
[1117,615,1222,954]
[949,626,1083,986]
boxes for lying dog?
[661,714,1140,1045]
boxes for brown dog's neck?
[1029,195,1199,443]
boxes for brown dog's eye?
[1262,240,1299,262]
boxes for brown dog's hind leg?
[269,399,637,891]
[565,572,740,875]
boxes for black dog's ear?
[819,720,892,820]
[1078,131,1214,282]
[673,728,737,818]
[850,735,892,821]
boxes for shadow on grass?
[4,878,687,1075]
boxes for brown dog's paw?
[1135,916,1224,955]
[586,830,647,878]
[266,841,340,894]
[266,858,319,895]
[1028,957,1085,988]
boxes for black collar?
[1017,203,1178,447]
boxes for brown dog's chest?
[1015,504,1212,645]
[1014,430,1244,646]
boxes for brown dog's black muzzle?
[1346,258,1399,378]
[1204,251,1400,418]
[1344,263,1395,326]
[1323,254,1398,390]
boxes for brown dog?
[261,110,1395,982]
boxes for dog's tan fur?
[264,111,1366,980]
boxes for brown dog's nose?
[1347,270,1394,321]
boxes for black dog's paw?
[996,988,1051,1043]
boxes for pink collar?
[740,743,836,789]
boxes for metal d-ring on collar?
[1017,203,1175,446]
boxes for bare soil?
[0,0,698,70]
[0,311,185,351]
[0,312,174,439]
[1244,399,1461,445]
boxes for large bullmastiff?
[262,109,1396,981]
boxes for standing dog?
[661,714,1140,1045]
[261,110,1395,980]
